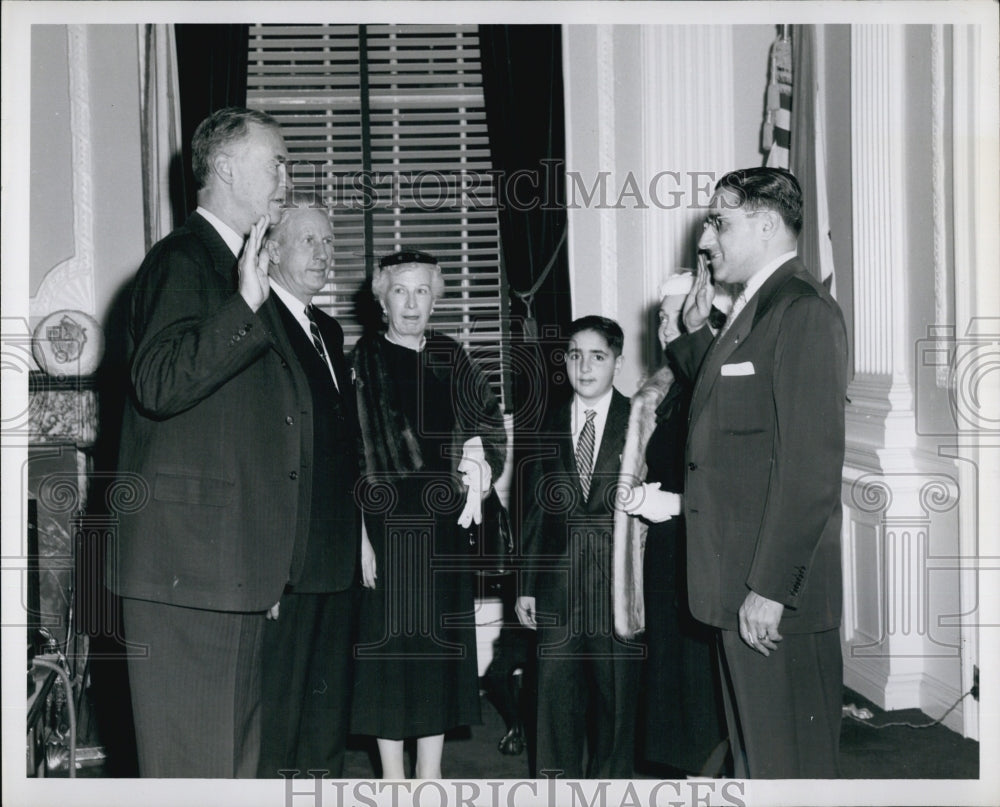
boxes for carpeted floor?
[339,686,979,780]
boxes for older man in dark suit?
[114,107,307,777]
[669,167,848,778]
[254,206,362,779]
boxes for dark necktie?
[708,306,728,331]
[576,409,597,499]
[304,305,327,361]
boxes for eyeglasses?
[702,209,760,234]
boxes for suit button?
[285,416,294,425]
[289,471,298,480]
[281,360,289,368]
[238,328,247,337]
[688,462,697,471]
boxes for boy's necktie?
[576,409,596,499]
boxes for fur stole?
[353,332,425,475]
[353,331,507,482]
[612,364,676,639]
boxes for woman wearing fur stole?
[350,250,507,778]
[614,271,727,775]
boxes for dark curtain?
[789,25,832,291]
[173,24,250,221]
[479,25,572,430]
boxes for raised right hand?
[682,254,715,334]
[238,215,271,312]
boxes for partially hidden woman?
[613,270,727,776]
[351,250,507,779]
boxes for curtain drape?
[479,25,572,424]
[789,25,837,296]
[174,24,250,220]
[138,24,183,249]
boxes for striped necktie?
[576,409,597,500]
[304,305,327,361]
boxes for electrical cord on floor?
[32,657,77,777]
[843,688,973,730]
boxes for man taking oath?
[669,167,848,778]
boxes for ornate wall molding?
[931,25,951,389]
[30,25,96,320]
[841,470,965,732]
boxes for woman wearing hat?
[350,250,507,778]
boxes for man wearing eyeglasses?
[668,167,848,778]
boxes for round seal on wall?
[32,309,104,377]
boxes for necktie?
[720,289,747,337]
[576,409,597,500]
[304,305,327,361]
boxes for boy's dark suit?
[521,388,640,778]
[668,257,847,778]
[257,295,361,778]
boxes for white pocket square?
[721,361,755,376]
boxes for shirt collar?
[741,250,797,303]
[573,386,614,429]
[196,206,246,258]
[269,281,311,325]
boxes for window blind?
[247,24,507,405]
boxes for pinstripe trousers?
[123,597,264,777]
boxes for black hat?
[379,250,438,269]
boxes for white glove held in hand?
[622,482,681,523]
[457,436,492,528]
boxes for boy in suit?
[516,316,641,778]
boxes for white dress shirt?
[571,387,614,463]
[269,282,339,391]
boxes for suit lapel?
[688,259,799,429]
[553,405,577,478]
[688,294,760,424]
[315,313,349,402]
[188,212,241,285]
[259,295,299,369]
[592,389,628,480]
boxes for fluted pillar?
[846,25,915,460]
[841,25,968,732]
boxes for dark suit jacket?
[668,258,847,633]
[113,212,325,611]
[521,389,631,609]
[272,296,361,593]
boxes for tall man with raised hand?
[668,167,848,778]
[114,107,304,777]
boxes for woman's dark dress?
[639,371,725,773]
[350,337,481,739]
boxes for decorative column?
[842,25,965,728]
